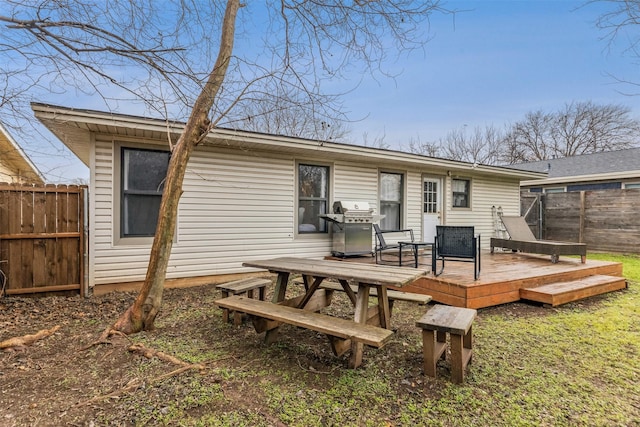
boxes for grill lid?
[321,201,383,224]
[333,201,372,214]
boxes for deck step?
[519,275,627,307]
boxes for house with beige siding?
[0,123,45,185]
[32,103,544,295]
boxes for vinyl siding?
[0,164,15,183]
[443,173,521,249]
[333,162,379,248]
[177,147,305,276]
[91,137,115,284]
[0,163,39,184]
[405,171,423,231]
[333,162,378,207]
[93,144,392,285]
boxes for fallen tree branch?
[75,364,195,407]
[76,343,206,406]
[79,327,130,351]
[128,343,204,369]
[0,325,61,351]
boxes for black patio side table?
[398,241,434,269]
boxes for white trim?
[521,170,640,186]
[88,134,97,289]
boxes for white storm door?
[422,177,442,243]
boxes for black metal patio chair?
[373,224,414,265]
[432,225,481,280]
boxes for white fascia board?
[521,170,640,186]
[32,103,545,180]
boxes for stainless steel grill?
[321,201,384,257]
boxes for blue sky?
[344,0,640,148]
[16,0,640,181]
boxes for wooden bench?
[215,295,394,367]
[216,277,271,325]
[292,278,431,305]
[416,304,477,384]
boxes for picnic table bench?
[216,295,394,356]
[216,277,271,325]
[292,277,431,305]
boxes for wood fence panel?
[543,193,582,242]
[0,183,85,296]
[7,189,22,292]
[20,190,34,290]
[583,189,640,253]
[45,189,58,287]
[537,189,640,254]
[57,189,68,286]
[32,191,47,287]
[0,191,6,286]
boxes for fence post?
[579,191,586,244]
[539,193,544,240]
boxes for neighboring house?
[507,149,640,252]
[0,123,45,185]
[32,103,544,294]
[510,148,640,193]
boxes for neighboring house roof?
[510,148,640,186]
[0,123,45,185]
[31,102,545,181]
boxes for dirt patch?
[0,284,571,426]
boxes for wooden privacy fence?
[0,183,86,296]
[521,189,640,254]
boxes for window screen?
[380,172,403,230]
[121,148,170,237]
[452,178,470,208]
[298,164,329,233]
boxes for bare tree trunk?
[112,0,241,334]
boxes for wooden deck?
[329,251,627,309]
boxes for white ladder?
[492,205,508,239]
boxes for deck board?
[330,251,624,308]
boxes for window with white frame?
[380,172,403,230]
[298,163,329,233]
[452,178,470,208]
[544,187,565,193]
[121,147,170,237]
[423,180,438,213]
[624,183,640,189]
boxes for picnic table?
[218,257,428,368]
